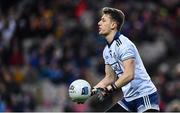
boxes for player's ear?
[111,21,117,30]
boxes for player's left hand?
[92,83,118,101]
[92,87,109,101]
[96,87,109,101]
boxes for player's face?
[98,14,113,36]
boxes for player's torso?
[103,34,157,101]
[103,38,124,76]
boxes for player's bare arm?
[107,58,135,90]
[94,64,116,88]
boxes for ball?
[69,79,91,103]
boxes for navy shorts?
[118,92,160,112]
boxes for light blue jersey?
[103,32,157,102]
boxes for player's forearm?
[110,59,135,90]
[94,76,114,88]
[115,73,134,89]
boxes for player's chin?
[98,31,105,36]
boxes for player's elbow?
[129,74,134,81]
[127,73,134,81]
[126,68,135,81]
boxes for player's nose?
[98,21,101,26]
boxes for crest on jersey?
[111,62,123,75]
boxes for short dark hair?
[102,7,125,31]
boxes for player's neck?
[105,30,117,44]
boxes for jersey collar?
[107,31,121,47]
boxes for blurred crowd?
[0,0,179,112]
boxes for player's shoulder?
[115,34,133,48]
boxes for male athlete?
[92,7,160,112]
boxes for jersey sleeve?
[103,58,109,64]
[118,44,136,61]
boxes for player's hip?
[123,88,157,101]
[118,91,160,112]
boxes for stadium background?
[0,0,179,112]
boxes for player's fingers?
[97,93,104,101]
[91,87,107,96]
[91,88,97,96]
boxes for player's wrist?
[107,83,118,93]
[111,83,118,91]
